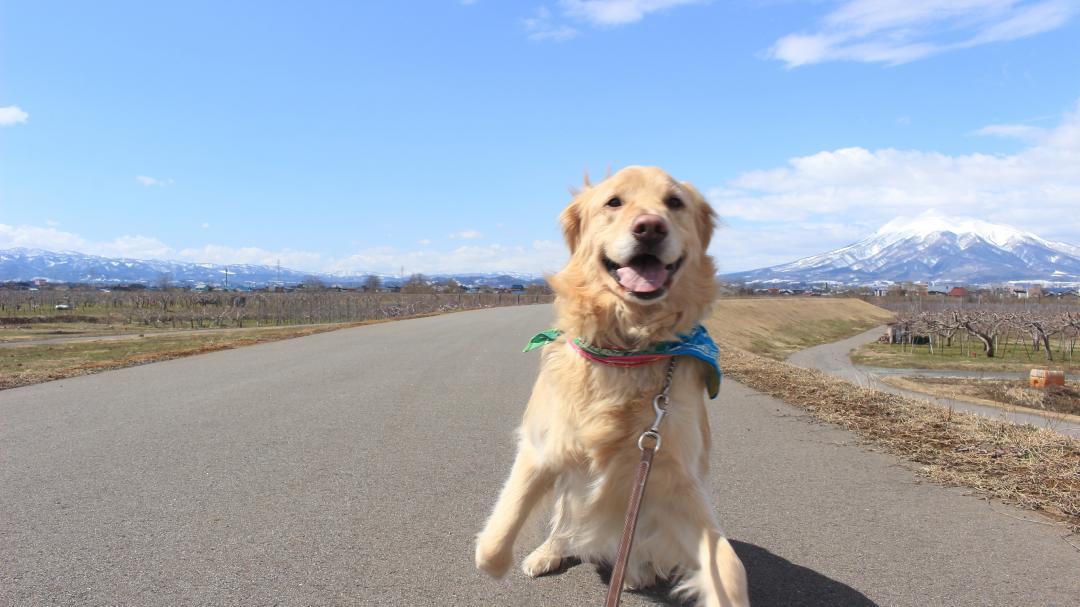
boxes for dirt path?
[788,326,1080,437]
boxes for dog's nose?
[632,214,668,245]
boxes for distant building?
[948,287,968,297]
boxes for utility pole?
[224,266,229,289]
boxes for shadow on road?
[581,540,878,606]
[730,540,878,607]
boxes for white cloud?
[200,222,211,229]
[525,0,701,40]
[769,0,1078,67]
[0,224,173,260]
[176,244,326,270]
[418,238,432,245]
[559,0,703,26]
[0,105,29,126]
[448,229,484,239]
[0,222,567,276]
[971,123,1048,141]
[524,6,579,41]
[135,175,174,187]
[326,240,566,275]
[0,224,87,252]
[708,98,1080,270]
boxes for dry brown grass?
[704,300,1075,531]
[704,304,1080,532]
[0,314,444,390]
[884,376,1080,418]
[711,297,894,359]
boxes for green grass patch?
[852,341,1080,372]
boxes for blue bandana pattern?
[524,324,723,399]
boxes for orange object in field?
[1029,369,1065,388]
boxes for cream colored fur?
[475,166,749,607]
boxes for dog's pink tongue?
[615,264,668,293]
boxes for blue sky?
[3,0,1080,275]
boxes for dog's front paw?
[624,569,657,591]
[475,535,513,578]
[521,546,562,577]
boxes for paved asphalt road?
[788,327,1080,437]
[3,305,1079,606]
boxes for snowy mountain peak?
[724,211,1080,286]
[0,248,546,288]
[875,210,1035,249]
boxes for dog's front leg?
[674,490,750,607]
[475,444,554,578]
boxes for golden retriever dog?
[474,166,749,606]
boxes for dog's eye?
[664,196,684,210]
[605,197,622,208]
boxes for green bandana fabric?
[522,325,723,399]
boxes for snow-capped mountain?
[724,211,1080,285]
[0,248,544,288]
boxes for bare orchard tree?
[301,275,326,291]
[955,310,1010,358]
[525,283,552,296]
[922,310,962,347]
[402,274,434,294]
[1009,311,1059,361]
[363,274,382,292]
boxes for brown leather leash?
[603,358,677,607]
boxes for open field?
[708,297,894,359]
[0,291,552,390]
[0,322,183,342]
[705,298,1080,532]
[883,376,1080,418]
[0,290,553,335]
[0,322,392,390]
[852,340,1080,372]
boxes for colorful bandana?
[523,324,722,399]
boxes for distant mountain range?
[0,248,545,289]
[723,211,1080,286]
[8,211,1079,289]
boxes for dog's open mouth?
[603,254,683,300]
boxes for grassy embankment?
[708,297,893,359]
[705,297,1080,532]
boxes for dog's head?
[551,166,718,345]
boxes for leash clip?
[638,359,676,453]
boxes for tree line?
[888,306,1080,361]
[0,290,555,329]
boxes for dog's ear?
[681,181,717,251]
[560,196,583,254]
